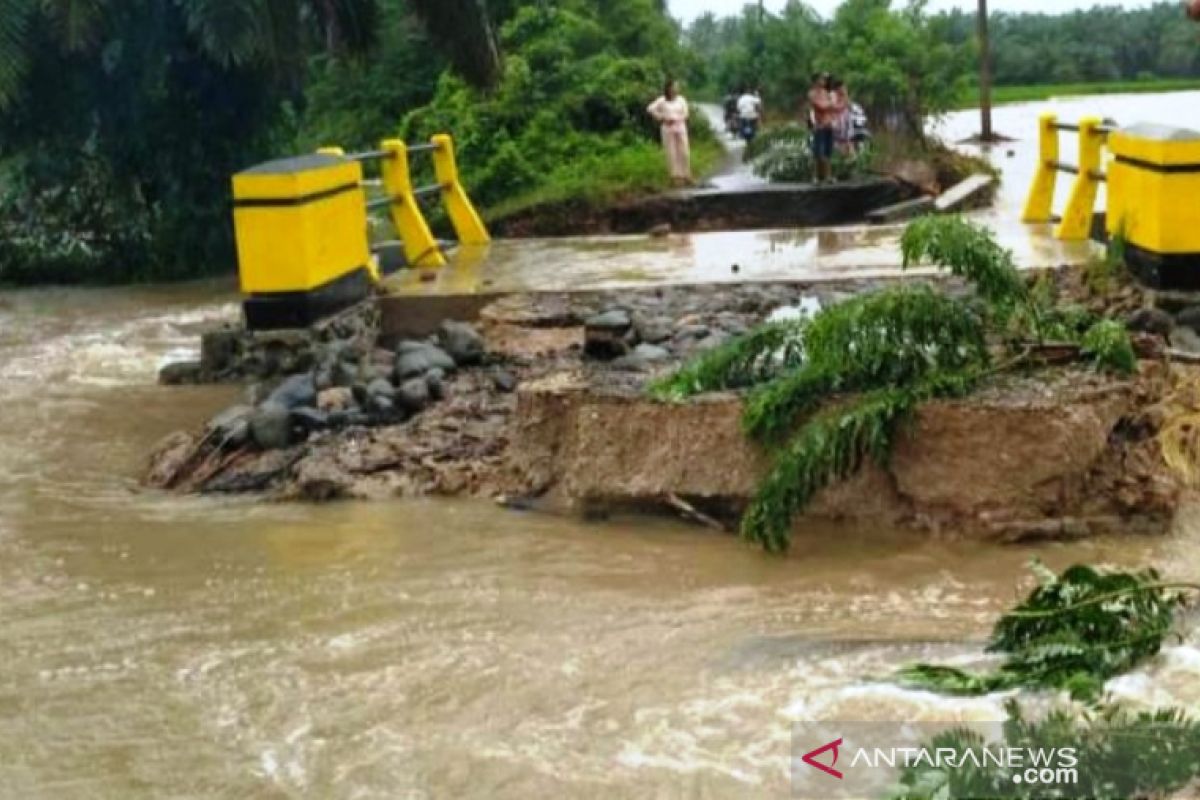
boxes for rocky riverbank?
[147,281,873,500]
[147,270,1200,541]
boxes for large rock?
[438,321,485,366]
[366,378,397,415]
[158,361,203,385]
[1127,307,1173,338]
[267,373,317,410]
[200,329,240,375]
[206,404,253,447]
[250,401,293,450]
[397,378,431,413]
[1174,304,1200,335]
[584,309,634,360]
[394,342,456,380]
[612,343,671,371]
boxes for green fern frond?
[648,318,806,401]
[742,286,989,442]
[901,214,1028,310]
[740,371,980,552]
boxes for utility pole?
[977,0,994,141]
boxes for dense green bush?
[400,2,713,218]
[745,124,873,183]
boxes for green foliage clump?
[893,562,1200,800]
[402,1,708,220]
[1081,319,1137,374]
[897,562,1190,701]
[650,319,808,400]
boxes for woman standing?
[647,79,692,186]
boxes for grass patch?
[954,77,1200,109]
[482,138,723,223]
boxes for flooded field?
[3,91,1200,798]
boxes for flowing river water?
[4,93,1200,799]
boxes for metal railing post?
[1055,116,1104,241]
[379,139,446,269]
[430,134,491,246]
[1022,113,1058,223]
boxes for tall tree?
[408,0,502,88]
[977,0,993,140]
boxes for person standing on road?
[736,85,763,144]
[829,76,852,156]
[808,73,836,183]
[723,89,739,136]
[647,78,692,186]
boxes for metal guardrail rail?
[317,134,489,269]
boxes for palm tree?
[0,0,501,110]
[408,0,502,89]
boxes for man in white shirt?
[736,86,762,143]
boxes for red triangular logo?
[802,737,844,779]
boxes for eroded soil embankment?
[508,366,1180,541]
[488,179,910,238]
[147,277,1188,541]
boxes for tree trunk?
[409,0,502,90]
[977,0,994,141]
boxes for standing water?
[4,93,1200,798]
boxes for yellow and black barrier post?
[232,133,489,330]
[1107,123,1200,289]
[232,153,373,330]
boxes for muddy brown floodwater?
[4,92,1200,799]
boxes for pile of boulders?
[581,305,750,371]
[159,301,380,385]
[203,320,490,452]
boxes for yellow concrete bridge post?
[1055,116,1104,241]
[1022,113,1059,223]
[380,139,447,269]
[431,134,490,246]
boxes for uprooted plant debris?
[887,561,1200,800]
[651,215,1145,552]
[896,561,1196,702]
[891,700,1200,800]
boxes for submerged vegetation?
[897,562,1192,701]
[893,700,1200,800]
[651,216,1136,552]
[889,561,1200,800]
